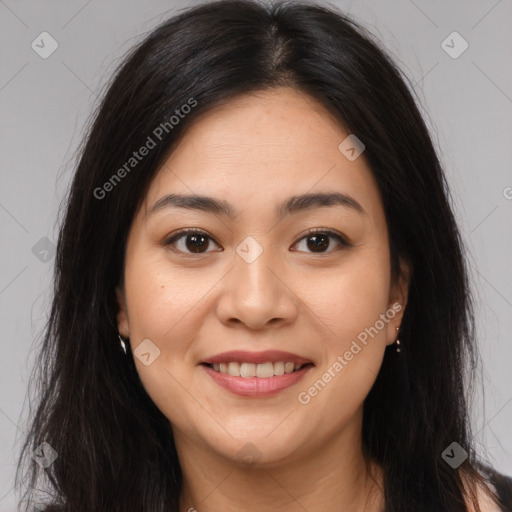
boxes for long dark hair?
[15,0,504,510]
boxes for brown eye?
[292,230,350,254]
[165,230,220,254]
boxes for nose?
[215,243,299,330]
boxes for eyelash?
[163,227,351,256]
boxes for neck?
[175,409,385,512]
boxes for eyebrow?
[149,192,366,219]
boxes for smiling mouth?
[202,361,314,378]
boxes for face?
[116,86,409,467]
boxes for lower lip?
[201,364,314,397]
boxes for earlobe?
[116,286,130,338]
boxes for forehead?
[141,87,382,222]
[163,87,348,169]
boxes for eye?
[163,228,351,256]
[164,229,221,255]
[291,229,351,254]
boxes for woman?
[16,0,512,510]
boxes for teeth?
[240,362,256,377]
[228,362,240,376]
[210,361,308,378]
[285,362,295,373]
[256,362,274,378]
[273,361,284,376]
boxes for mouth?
[199,350,315,397]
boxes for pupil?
[307,234,329,252]
[186,234,208,253]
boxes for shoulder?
[488,470,512,511]
[463,467,512,512]
[474,483,504,512]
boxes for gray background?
[1,0,511,509]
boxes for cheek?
[121,259,197,371]
[300,250,390,395]
[123,256,211,408]
[300,247,391,408]
[124,253,206,335]
[300,246,391,343]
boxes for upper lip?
[202,350,314,366]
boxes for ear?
[116,285,130,338]
[385,257,411,346]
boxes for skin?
[116,86,411,512]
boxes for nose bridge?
[233,235,282,301]
[216,235,297,328]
